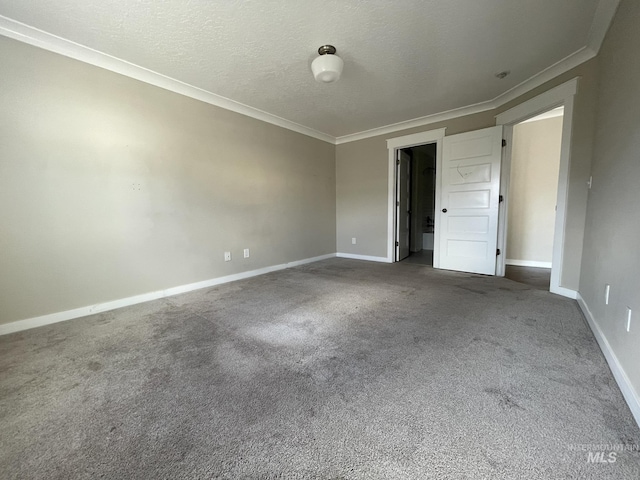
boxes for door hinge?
[396,200,400,206]
[396,241,399,247]
[396,159,400,165]
[502,139,507,147]
[496,249,501,256]
[499,195,504,203]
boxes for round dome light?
[311,45,344,83]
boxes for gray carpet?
[505,265,551,291]
[1,258,639,479]
[401,250,434,266]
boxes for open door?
[437,126,503,275]
[396,150,411,261]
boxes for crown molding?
[0,0,617,147]
[490,46,594,108]
[335,102,493,145]
[0,15,335,145]
[587,0,621,53]
[495,77,578,125]
[335,45,594,145]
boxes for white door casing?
[495,77,579,298]
[386,128,446,263]
[437,126,503,275]
[396,150,411,261]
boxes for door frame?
[386,128,446,263]
[395,150,413,261]
[495,77,579,298]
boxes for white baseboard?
[577,293,640,429]
[336,253,392,263]
[0,253,336,336]
[506,259,553,268]
[550,285,578,299]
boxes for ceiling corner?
[587,0,621,53]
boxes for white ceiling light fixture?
[311,45,344,83]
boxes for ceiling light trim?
[0,15,335,144]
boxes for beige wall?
[507,116,562,264]
[0,37,336,325]
[336,59,598,289]
[336,111,497,258]
[579,0,640,401]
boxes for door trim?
[495,77,579,297]
[386,128,446,263]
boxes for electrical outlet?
[605,284,610,305]
[244,248,250,258]
[224,251,231,262]
[352,237,357,245]
[627,308,632,332]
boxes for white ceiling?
[0,1,616,141]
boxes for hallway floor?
[505,265,551,291]
[401,249,433,266]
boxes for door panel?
[396,150,411,261]
[437,126,502,275]
[448,216,489,234]
[448,190,491,209]
[448,163,492,184]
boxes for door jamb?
[386,128,446,263]
[495,77,579,298]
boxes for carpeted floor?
[1,258,639,479]
[401,249,434,266]
[505,265,551,291]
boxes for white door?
[396,150,411,261]
[437,126,503,275]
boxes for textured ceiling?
[0,0,601,138]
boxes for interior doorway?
[386,128,445,265]
[496,77,578,298]
[504,107,564,290]
[385,79,578,298]
[396,144,437,266]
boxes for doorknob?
[442,208,447,213]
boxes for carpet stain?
[2,258,639,479]
[548,376,576,388]
[455,285,487,295]
[484,387,525,411]
[470,336,501,347]
[87,361,102,372]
